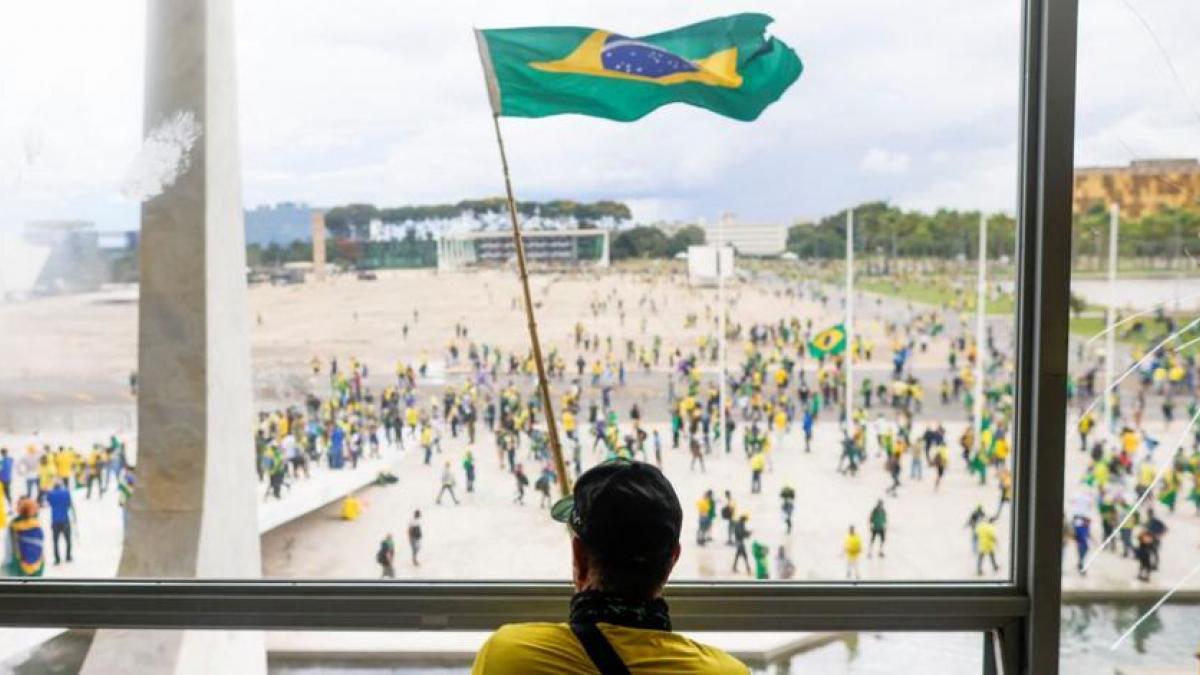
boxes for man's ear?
[666,543,681,577]
[571,536,589,590]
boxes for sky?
[1,0,1199,232]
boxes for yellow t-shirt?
[750,453,766,472]
[976,521,998,554]
[471,622,748,675]
[844,533,862,558]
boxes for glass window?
[4,0,1026,598]
[1064,0,1200,670]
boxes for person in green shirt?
[472,461,747,674]
[868,499,888,559]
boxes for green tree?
[667,225,706,256]
[612,226,670,260]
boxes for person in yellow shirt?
[975,520,1000,575]
[749,451,766,494]
[53,447,74,482]
[36,456,56,505]
[472,461,747,674]
[843,525,863,580]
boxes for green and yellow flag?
[808,324,847,359]
[475,14,802,122]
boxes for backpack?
[720,504,733,520]
[376,545,389,565]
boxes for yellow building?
[1073,158,1200,218]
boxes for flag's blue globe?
[601,35,699,78]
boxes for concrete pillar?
[312,209,327,279]
[81,0,265,673]
[600,230,611,268]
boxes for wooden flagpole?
[489,113,572,498]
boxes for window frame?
[0,0,1078,672]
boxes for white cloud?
[1,0,1198,231]
[859,148,910,175]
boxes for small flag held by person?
[475,13,803,122]
[809,324,848,359]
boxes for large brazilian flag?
[475,14,802,122]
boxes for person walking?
[437,462,460,505]
[46,480,75,565]
[407,510,423,567]
[868,500,887,559]
[377,534,396,578]
[731,514,751,575]
[513,464,529,505]
[844,525,863,580]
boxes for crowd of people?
[1,436,134,576]
[7,276,1199,588]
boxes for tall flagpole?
[845,209,854,433]
[973,212,987,454]
[1104,203,1119,437]
[717,215,728,453]
[490,113,571,498]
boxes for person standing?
[407,510,423,567]
[463,451,476,493]
[8,498,44,577]
[721,491,737,545]
[779,484,796,534]
[688,436,705,473]
[731,514,751,575]
[695,490,715,546]
[0,448,12,507]
[36,456,55,505]
[437,462,460,505]
[775,545,796,580]
[1071,515,1092,576]
[844,525,863,580]
[868,500,887,559]
[46,480,75,565]
[975,518,1000,576]
[752,540,770,580]
[749,450,765,494]
[18,446,39,500]
[377,534,396,579]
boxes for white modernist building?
[703,221,786,257]
[437,229,610,272]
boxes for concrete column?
[600,230,611,268]
[81,0,265,673]
[312,209,327,279]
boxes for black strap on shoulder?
[570,622,632,675]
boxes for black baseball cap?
[552,460,683,566]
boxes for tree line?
[324,199,632,237]
[785,200,1200,265]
